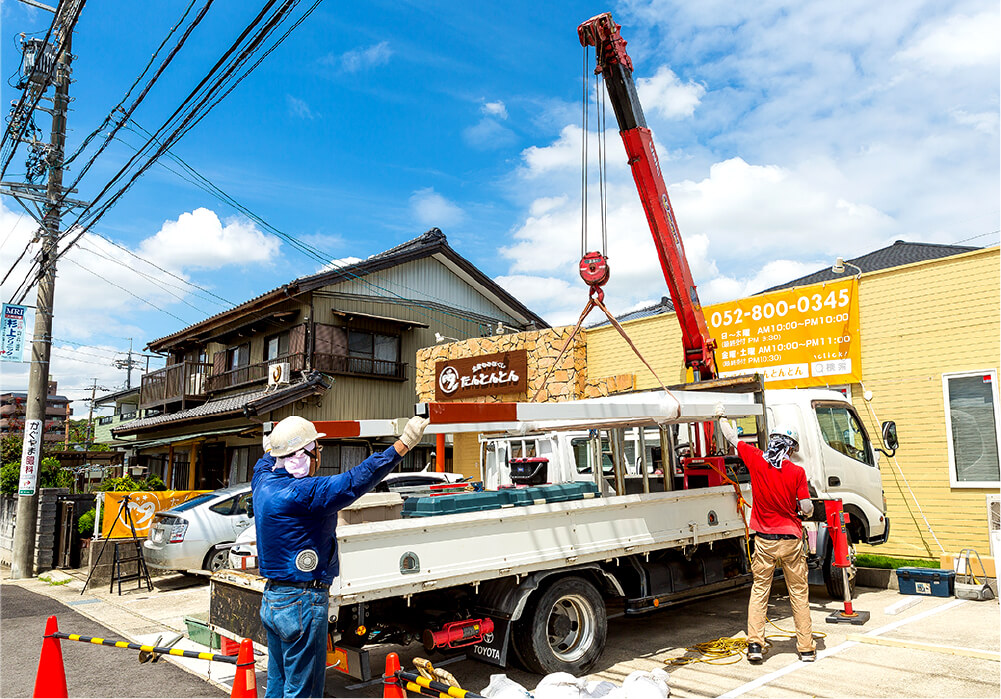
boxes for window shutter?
[313,324,347,372]
[212,351,226,377]
[290,324,307,356]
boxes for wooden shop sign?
[435,350,527,400]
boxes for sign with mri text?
[1,303,27,363]
[435,350,528,401]
[704,277,861,389]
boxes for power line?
[60,256,193,323]
[951,229,1000,245]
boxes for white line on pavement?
[717,598,967,698]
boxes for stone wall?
[416,327,635,403]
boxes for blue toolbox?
[403,482,599,518]
[896,567,955,597]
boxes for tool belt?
[266,579,328,590]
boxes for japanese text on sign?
[102,491,211,539]
[1,303,26,363]
[19,419,43,495]
[703,278,861,389]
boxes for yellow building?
[585,243,1000,560]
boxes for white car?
[144,484,253,573]
[227,469,467,569]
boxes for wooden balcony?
[206,353,307,393]
[314,353,407,381]
[139,361,211,411]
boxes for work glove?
[718,418,740,447]
[400,416,430,449]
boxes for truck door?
[812,401,883,519]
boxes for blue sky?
[1,0,998,408]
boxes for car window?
[235,493,253,516]
[171,493,217,512]
[815,404,873,466]
[209,496,236,515]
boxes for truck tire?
[512,576,607,675]
[823,543,856,600]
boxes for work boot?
[799,650,816,662]
[747,643,763,663]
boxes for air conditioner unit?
[268,362,291,387]
[988,494,1001,560]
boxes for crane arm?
[578,13,717,379]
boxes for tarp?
[102,490,209,539]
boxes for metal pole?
[10,25,73,579]
[638,427,650,494]
[86,378,96,450]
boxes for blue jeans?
[259,586,329,698]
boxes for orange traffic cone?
[33,615,68,698]
[382,652,405,698]
[230,639,257,698]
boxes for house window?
[228,446,252,485]
[347,330,399,375]
[227,343,250,371]
[944,370,1000,488]
[264,332,289,361]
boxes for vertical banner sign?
[704,278,862,389]
[1,303,26,362]
[19,418,43,496]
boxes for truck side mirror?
[878,421,898,457]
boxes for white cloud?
[636,66,705,120]
[286,95,316,120]
[462,118,517,150]
[139,208,280,270]
[409,188,464,228]
[337,41,392,73]
[894,10,999,72]
[481,101,508,119]
[491,1,999,325]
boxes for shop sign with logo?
[435,350,528,400]
[704,277,862,389]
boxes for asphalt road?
[0,583,225,698]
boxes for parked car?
[144,484,253,574]
[227,469,467,568]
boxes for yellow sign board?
[703,277,861,389]
[102,490,210,539]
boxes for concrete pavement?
[3,564,998,698]
[0,583,225,698]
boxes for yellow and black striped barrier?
[397,670,482,698]
[48,632,239,664]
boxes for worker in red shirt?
[719,418,816,664]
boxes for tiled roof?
[763,240,979,292]
[148,228,547,350]
[589,296,675,328]
[113,374,330,436]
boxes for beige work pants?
[747,536,816,653]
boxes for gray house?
[113,229,546,490]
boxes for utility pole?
[113,338,142,389]
[86,378,97,450]
[10,6,76,579]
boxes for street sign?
[19,418,43,496]
[1,303,27,363]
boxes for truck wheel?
[823,543,857,600]
[512,576,607,675]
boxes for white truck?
[209,379,896,680]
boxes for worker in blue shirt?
[252,414,429,698]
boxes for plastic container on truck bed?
[402,482,599,518]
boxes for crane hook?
[579,251,609,303]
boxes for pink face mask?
[276,441,316,478]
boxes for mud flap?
[468,617,511,668]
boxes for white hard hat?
[268,416,326,457]
[769,423,800,446]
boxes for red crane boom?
[578,13,717,381]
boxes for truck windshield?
[815,404,873,466]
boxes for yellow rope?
[665,620,827,666]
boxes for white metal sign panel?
[19,418,43,495]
